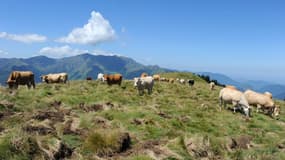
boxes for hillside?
[0,54,173,85]
[198,72,285,99]
[0,72,285,160]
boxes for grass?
[0,72,284,159]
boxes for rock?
[230,135,252,150]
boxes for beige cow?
[41,73,68,83]
[244,90,279,117]
[219,87,251,117]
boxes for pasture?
[0,72,284,159]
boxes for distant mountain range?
[0,53,173,85]
[198,72,285,100]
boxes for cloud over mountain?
[57,11,115,45]
[39,45,88,58]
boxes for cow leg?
[256,104,262,113]
[232,101,238,113]
[27,84,31,89]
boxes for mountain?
[198,72,285,100]
[0,53,173,85]
[196,72,250,90]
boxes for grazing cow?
[188,79,195,87]
[244,90,279,117]
[97,73,105,82]
[209,82,215,90]
[134,76,154,95]
[219,87,251,117]
[153,74,160,81]
[179,79,186,84]
[6,71,35,89]
[41,73,68,84]
[104,74,123,86]
[86,77,92,81]
[264,91,272,99]
[169,78,175,83]
[141,73,148,78]
[160,77,167,82]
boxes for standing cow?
[134,76,154,95]
[97,73,105,82]
[219,87,251,117]
[209,82,215,90]
[6,71,35,89]
[41,73,68,83]
[104,74,123,86]
[188,79,195,87]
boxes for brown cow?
[169,78,175,83]
[104,74,123,86]
[6,71,35,89]
[153,74,160,81]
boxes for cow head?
[40,75,49,83]
[272,105,280,118]
[133,78,141,87]
[6,80,16,89]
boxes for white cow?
[209,82,215,90]
[97,73,105,82]
[219,87,251,117]
[244,90,279,117]
[179,79,186,84]
[134,76,154,95]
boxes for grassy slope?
[0,72,284,160]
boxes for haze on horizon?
[0,0,284,84]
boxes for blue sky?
[0,0,284,84]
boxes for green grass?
[0,72,284,159]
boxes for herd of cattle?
[4,71,281,118]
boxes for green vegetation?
[0,72,284,159]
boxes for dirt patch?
[50,100,62,108]
[63,117,81,135]
[0,111,14,120]
[184,136,214,159]
[230,135,252,150]
[37,138,73,160]
[157,112,172,119]
[79,103,104,112]
[23,119,56,135]
[33,110,64,122]
[93,116,111,128]
[0,100,14,109]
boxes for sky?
[0,0,284,84]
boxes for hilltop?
[0,72,284,159]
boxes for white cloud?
[0,32,47,43]
[57,11,116,45]
[0,49,8,56]
[39,45,88,58]
[91,50,121,57]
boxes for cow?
[6,71,35,89]
[104,74,123,86]
[86,77,92,81]
[188,79,195,87]
[169,78,175,83]
[141,73,148,78]
[219,87,251,117]
[134,76,154,95]
[209,82,215,90]
[153,74,160,81]
[97,73,105,82]
[41,73,68,84]
[179,79,186,84]
[244,90,279,117]
[264,91,272,99]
